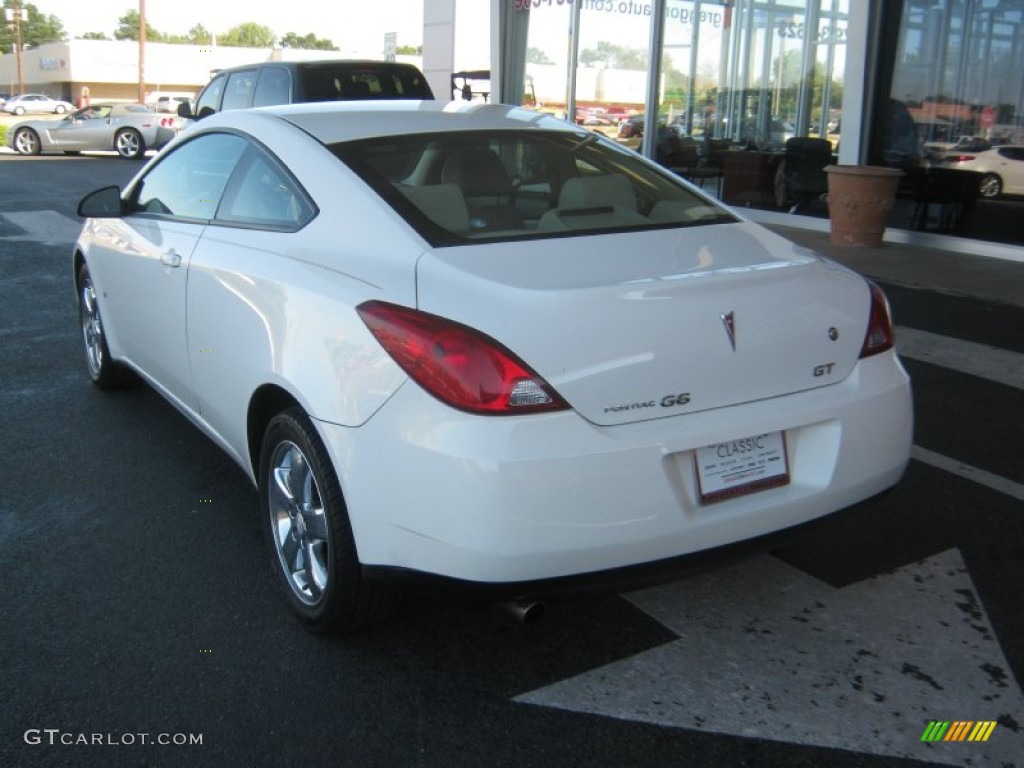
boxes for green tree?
[219,22,275,48]
[579,41,647,70]
[755,53,844,126]
[187,24,211,44]
[526,46,553,65]
[279,31,335,50]
[114,9,164,42]
[159,24,211,45]
[0,0,66,49]
[79,31,110,40]
[395,44,422,55]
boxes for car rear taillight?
[859,282,894,358]
[357,301,569,415]
[947,154,975,163]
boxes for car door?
[46,106,111,150]
[94,132,249,412]
[185,144,317,453]
[194,72,228,118]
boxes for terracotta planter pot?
[824,165,904,247]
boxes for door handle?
[160,249,182,268]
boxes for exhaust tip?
[503,599,546,624]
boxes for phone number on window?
[777,20,847,42]
[514,0,575,9]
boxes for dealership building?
[4,1,1022,252]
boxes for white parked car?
[74,102,913,632]
[2,92,75,115]
[934,144,1024,198]
[923,135,990,153]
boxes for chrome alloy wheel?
[115,129,142,159]
[268,440,330,606]
[978,173,1002,199]
[80,277,105,378]
[13,128,39,155]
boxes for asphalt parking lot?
[1,154,1022,768]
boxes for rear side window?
[300,66,432,101]
[222,70,258,111]
[253,68,292,107]
[217,150,316,230]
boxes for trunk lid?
[414,223,870,426]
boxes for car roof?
[111,103,154,114]
[195,100,582,144]
[213,59,425,75]
[958,145,1024,153]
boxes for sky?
[33,0,428,55]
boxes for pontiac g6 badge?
[721,311,736,351]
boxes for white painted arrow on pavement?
[516,549,1023,767]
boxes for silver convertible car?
[7,103,181,159]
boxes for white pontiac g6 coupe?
[74,101,913,632]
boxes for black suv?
[179,60,433,120]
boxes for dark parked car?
[179,60,433,120]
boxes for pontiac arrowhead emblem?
[721,311,736,351]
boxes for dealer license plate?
[694,431,790,504]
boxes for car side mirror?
[177,101,193,119]
[78,186,125,218]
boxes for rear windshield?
[299,66,433,101]
[331,130,735,246]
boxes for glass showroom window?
[652,0,848,149]
[573,1,653,148]
[518,1,576,119]
[885,0,1024,154]
[873,0,1024,243]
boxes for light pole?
[7,0,27,95]
[138,0,147,103]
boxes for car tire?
[979,173,1002,199]
[54,104,66,114]
[13,106,24,116]
[115,128,145,159]
[13,127,41,155]
[77,264,134,388]
[260,407,395,634]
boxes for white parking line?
[911,445,1024,502]
[518,548,1024,767]
[896,325,1023,389]
[895,325,1023,500]
[0,211,82,245]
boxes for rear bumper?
[360,489,890,605]
[317,350,912,585]
[152,126,179,149]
